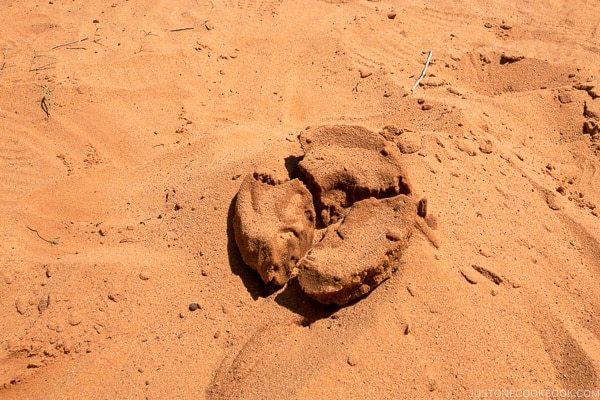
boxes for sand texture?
[1,0,600,398]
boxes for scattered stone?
[484,22,493,28]
[188,303,200,312]
[500,53,524,64]
[233,171,315,285]
[472,264,503,285]
[15,296,27,315]
[68,311,83,326]
[584,99,600,119]
[395,131,423,154]
[98,228,107,237]
[417,98,425,105]
[558,92,572,104]
[298,195,416,305]
[583,120,599,135]
[421,104,432,111]
[574,83,595,91]
[379,125,404,139]
[421,77,446,87]
[479,140,494,154]
[556,186,567,195]
[298,125,412,226]
[499,23,512,30]
[387,12,397,19]
[447,86,464,96]
[108,291,123,302]
[428,379,438,392]
[589,87,599,99]
[139,272,150,281]
[359,70,372,78]
[213,330,221,339]
[38,295,50,314]
[403,322,411,335]
[479,246,492,258]
[460,269,479,284]
[346,356,358,367]
[545,190,562,210]
[457,139,478,156]
[417,198,428,218]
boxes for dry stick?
[169,27,194,32]
[411,50,433,92]
[51,37,88,50]
[26,225,59,246]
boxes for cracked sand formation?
[233,125,421,304]
[2,1,600,398]
[233,172,315,286]
[299,125,413,226]
[298,195,416,305]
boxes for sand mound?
[298,195,416,304]
[233,125,419,304]
[299,125,413,226]
[2,0,600,398]
[233,172,315,286]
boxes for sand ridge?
[1,0,600,398]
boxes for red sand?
[1,1,599,398]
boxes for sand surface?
[1,1,600,398]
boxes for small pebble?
[15,296,27,315]
[38,295,50,314]
[214,330,221,339]
[460,269,478,284]
[479,246,492,258]
[359,70,372,78]
[545,192,562,210]
[421,104,432,111]
[68,311,83,326]
[189,303,200,312]
[346,356,357,367]
[479,140,494,154]
[558,92,572,104]
[139,272,150,281]
[387,12,397,19]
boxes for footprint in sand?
[232,125,429,305]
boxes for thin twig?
[411,50,433,92]
[51,36,88,50]
[26,225,59,246]
[375,231,387,240]
[169,27,194,32]
[119,238,146,243]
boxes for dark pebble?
[189,303,200,312]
